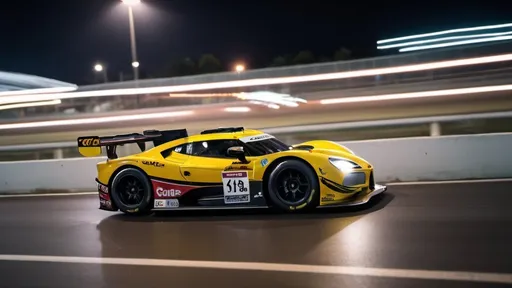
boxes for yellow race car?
[77,127,386,214]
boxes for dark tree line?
[160,47,352,78]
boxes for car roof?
[187,128,266,142]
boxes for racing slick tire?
[110,167,153,215]
[266,159,319,212]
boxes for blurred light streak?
[0,110,194,130]
[377,31,512,49]
[249,101,280,109]
[237,91,305,107]
[0,87,77,97]
[169,91,306,107]
[0,100,62,111]
[169,93,235,98]
[4,54,512,105]
[377,22,512,44]
[224,107,251,112]
[319,83,512,104]
[400,35,512,52]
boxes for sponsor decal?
[260,158,268,167]
[239,133,275,143]
[151,179,196,199]
[78,137,100,147]
[142,160,164,167]
[225,165,252,171]
[231,161,252,165]
[98,183,109,194]
[222,171,248,178]
[156,187,181,197]
[154,199,166,208]
[97,183,114,210]
[154,199,179,208]
[221,171,250,204]
[253,191,263,199]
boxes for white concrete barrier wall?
[343,133,512,182]
[0,157,106,194]
[0,133,511,193]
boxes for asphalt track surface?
[0,180,511,287]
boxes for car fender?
[292,140,355,155]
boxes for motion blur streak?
[319,83,512,104]
[377,22,512,44]
[0,99,62,111]
[3,53,512,105]
[377,31,512,49]
[400,35,512,52]
[224,107,251,112]
[0,110,194,130]
[170,91,307,108]
[0,87,76,97]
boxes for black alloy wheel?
[267,159,319,212]
[275,169,311,205]
[110,167,153,214]
[118,176,145,206]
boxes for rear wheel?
[266,160,319,212]
[110,168,153,215]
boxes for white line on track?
[0,254,510,284]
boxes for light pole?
[121,0,140,81]
[94,63,108,83]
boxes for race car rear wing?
[77,129,188,159]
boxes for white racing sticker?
[222,171,250,204]
[239,133,275,143]
[154,199,179,208]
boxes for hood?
[291,140,370,166]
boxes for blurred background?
[1,0,512,161]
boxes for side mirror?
[227,146,249,163]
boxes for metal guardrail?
[1,110,511,153]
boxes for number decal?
[222,171,250,204]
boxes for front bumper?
[318,184,387,208]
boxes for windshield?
[241,135,291,156]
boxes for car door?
[179,139,248,184]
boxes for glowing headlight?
[329,157,361,173]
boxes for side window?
[190,139,242,158]
[173,144,187,154]
[162,143,191,158]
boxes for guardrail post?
[53,149,63,159]
[430,122,441,136]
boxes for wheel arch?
[261,156,320,206]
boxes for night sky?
[1,0,511,85]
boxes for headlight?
[329,157,361,173]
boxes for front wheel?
[266,160,319,212]
[110,167,153,215]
